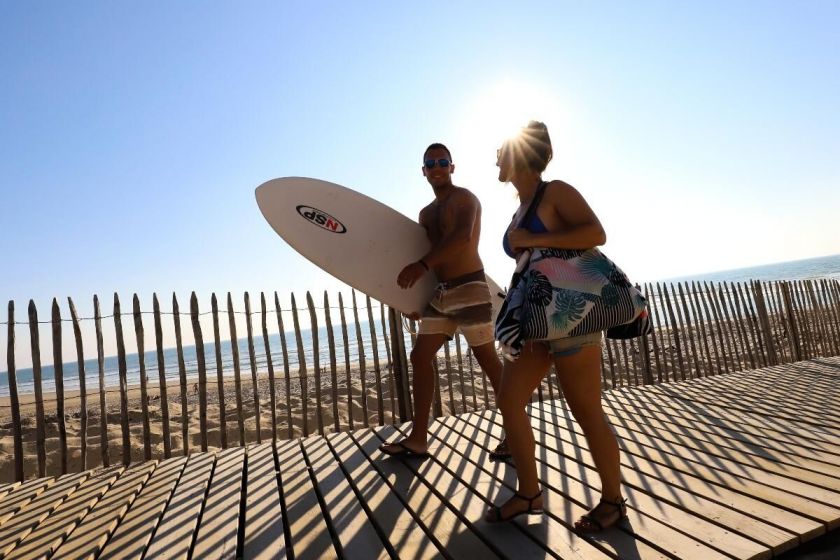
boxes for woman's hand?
[507,228,535,251]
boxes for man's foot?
[484,490,544,523]
[488,438,511,461]
[379,440,430,458]
[574,497,627,532]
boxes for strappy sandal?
[574,497,628,533]
[378,441,430,459]
[488,438,511,461]
[485,490,544,523]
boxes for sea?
[2,253,838,397]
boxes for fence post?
[781,282,802,361]
[388,308,410,422]
[751,281,778,366]
[7,302,24,481]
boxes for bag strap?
[505,181,549,293]
[518,181,549,229]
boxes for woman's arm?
[507,181,606,250]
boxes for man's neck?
[432,182,455,200]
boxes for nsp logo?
[296,205,347,234]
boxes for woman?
[485,121,626,532]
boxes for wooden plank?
[276,437,337,559]
[243,442,287,559]
[531,402,823,544]
[480,407,777,559]
[387,421,623,560]
[323,292,340,432]
[337,293,355,431]
[191,292,209,451]
[144,452,215,559]
[615,382,840,453]
[153,293,172,458]
[649,380,840,432]
[306,292,325,435]
[97,456,188,560]
[52,461,157,559]
[520,406,803,556]
[351,290,369,427]
[291,293,309,437]
[261,292,279,441]
[429,414,681,560]
[244,292,263,443]
[0,471,89,556]
[211,293,228,449]
[93,295,110,468]
[5,466,124,560]
[68,297,89,472]
[597,397,840,489]
[300,435,387,558]
[6,301,24,482]
[173,293,190,455]
[133,294,152,461]
[529,400,840,526]
[366,295,384,424]
[602,390,840,469]
[27,300,47,477]
[664,365,840,416]
[353,426,484,559]
[192,447,246,560]
[324,431,430,559]
[683,370,840,418]
[50,299,69,475]
[274,293,295,439]
[227,292,246,446]
[0,477,55,526]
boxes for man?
[379,143,507,459]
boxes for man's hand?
[507,228,535,251]
[397,261,428,289]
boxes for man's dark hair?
[424,142,452,160]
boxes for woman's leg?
[554,345,624,528]
[485,341,551,520]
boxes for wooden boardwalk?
[0,357,838,559]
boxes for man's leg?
[468,333,509,458]
[380,332,447,454]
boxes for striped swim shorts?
[418,269,495,347]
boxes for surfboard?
[255,177,505,317]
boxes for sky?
[2,1,839,368]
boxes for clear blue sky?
[2,2,839,367]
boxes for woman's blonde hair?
[502,120,553,173]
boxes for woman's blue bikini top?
[503,181,549,258]
[503,213,548,258]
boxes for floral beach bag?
[495,247,650,359]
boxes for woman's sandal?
[574,497,628,533]
[485,490,544,523]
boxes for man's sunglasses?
[424,158,451,169]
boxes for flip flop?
[488,439,511,461]
[379,441,430,458]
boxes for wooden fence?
[1,278,838,481]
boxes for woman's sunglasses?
[424,158,451,169]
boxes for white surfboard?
[255,177,504,317]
